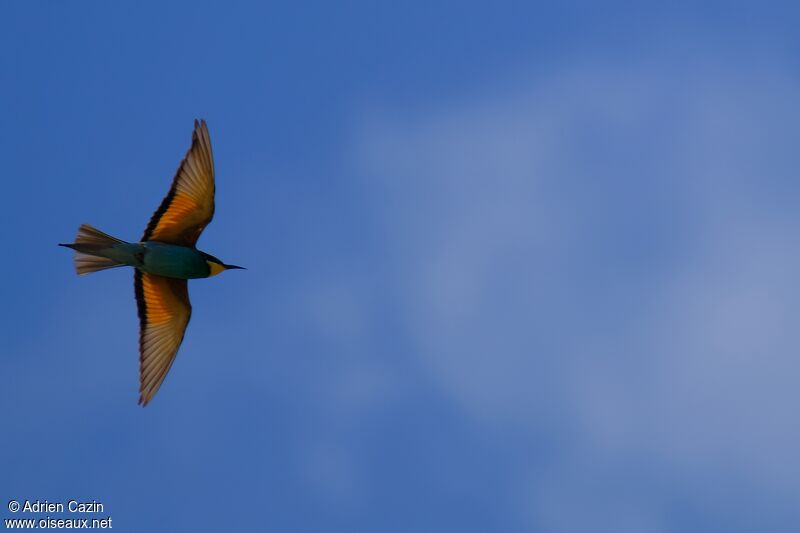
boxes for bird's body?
[60,120,242,406]
[139,241,217,279]
[70,240,225,279]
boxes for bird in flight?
[60,120,243,406]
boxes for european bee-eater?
[60,120,243,406]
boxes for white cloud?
[353,55,800,529]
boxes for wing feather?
[142,119,215,246]
[134,270,192,406]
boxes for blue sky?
[3,1,800,531]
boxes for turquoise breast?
[140,242,209,279]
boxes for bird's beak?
[224,264,246,270]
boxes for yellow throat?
[207,261,225,277]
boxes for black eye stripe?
[199,251,223,264]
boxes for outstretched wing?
[134,270,192,406]
[141,119,215,246]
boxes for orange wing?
[142,119,215,246]
[134,270,192,406]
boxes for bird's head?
[201,252,246,277]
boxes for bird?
[60,120,243,406]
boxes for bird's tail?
[59,224,128,275]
